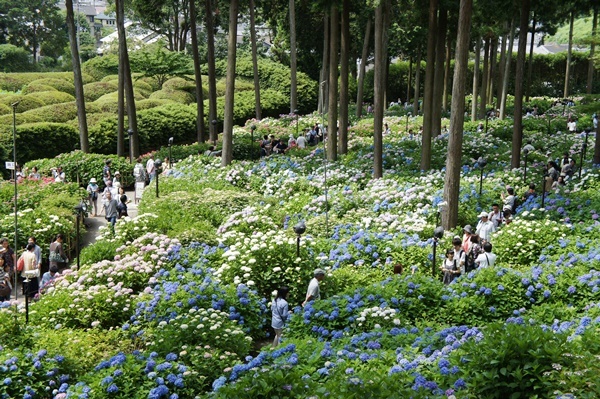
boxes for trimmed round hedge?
[149,89,195,104]
[27,78,76,96]
[94,90,148,113]
[21,83,58,94]
[0,94,45,113]
[0,72,92,92]
[83,81,118,102]
[25,91,75,106]
[14,123,79,162]
[82,54,119,81]
[0,103,10,116]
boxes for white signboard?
[5,162,14,170]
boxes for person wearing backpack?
[475,242,497,268]
[441,249,460,285]
[87,178,100,217]
[452,237,466,275]
[465,235,483,273]
[49,234,68,272]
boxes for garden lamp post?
[583,128,590,164]
[435,201,447,227]
[485,111,490,134]
[477,157,487,196]
[251,125,256,158]
[211,120,217,145]
[541,172,548,208]
[128,129,134,163]
[154,159,162,198]
[406,112,411,132]
[431,226,444,277]
[74,201,87,271]
[293,222,306,258]
[523,149,529,183]
[579,143,586,179]
[294,109,299,138]
[168,137,173,168]
[12,101,19,300]
[24,268,41,323]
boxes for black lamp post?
[12,101,19,300]
[128,129,134,163]
[154,159,162,198]
[168,137,173,168]
[251,125,256,158]
[294,109,299,138]
[406,112,411,132]
[23,268,40,323]
[74,201,87,271]
[432,226,444,277]
[579,143,586,179]
[523,149,529,183]
[477,157,487,196]
[211,120,217,145]
[293,222,306,258]
[541,172,548,208]
[485,111,490,134]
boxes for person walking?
[87,178,100,217]
[49,234,68,272]
[103,191,119,231]
[271,286,290,347]
[146,154,156,182]
[20,243,39,297]
[302,269,325,307]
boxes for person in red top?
[461,225,473,252]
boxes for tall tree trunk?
[66,0,89,153]
[356,17,372,118]
[525,13,536,102]
[190,0,206,143]
[407,56,413,106]
[442,34,451,112]
[413,49,422,113]
[205,0,218,143]
[587,6,598,95]
[319,16,330,114]
[249,0,261,119]
[289,0,297,112]
[338,0,350,154]
[479,37,489,119]
[500,17,516,120]
[511,0,530,169]
[564,10,575,98]
[496,29,508,105]
[117,0,138,157]
[327,4,339,162]
[488,37,497,105]
[373,0,389,178]
[221,0,238,166]
[432,8,447,137]
[443,0,473,230]
[471,38,481,121]
[421,0,438,171]
[116,0,125,156]
[595,123,600,164]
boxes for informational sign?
[135,181,145,203]
[5,162,14,170]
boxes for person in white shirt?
[501,187,516,212]
[146,155,156,182]
[52,166,66,183]
[296,134,307,149]
[475,242,497,268]
[567,118,577,133]
[488,204,503,228]
[452,237,466,275]
[475,212,496,243]
[302,268,325,307]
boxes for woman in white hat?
[113,171,122,191]
[87,178,100,216]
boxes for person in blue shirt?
[271,286,290,347]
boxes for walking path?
[12,190,139,304]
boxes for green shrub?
[162,76,195,92]
[0,103,10,116]
[27,78,75,96]
[136,103,197,152]
[79,239,120,265]
[0,72,89,92]
[21,83,58,94]
[149,89,195,104]
[215,77,254,96]
[209,89,288,126]
[82,54,119,81]
[100,74,118,83]
[25,91,75,106]
[0,44,33,73]
[88,117,118,153]
[83,81,118,102]
[14,123,79,162]
[94,90,147,113]
[0,110,44,125]
[0,94,45,113]
[135,98,174,110]
[212,57,318,113]
[17,101,100,124]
